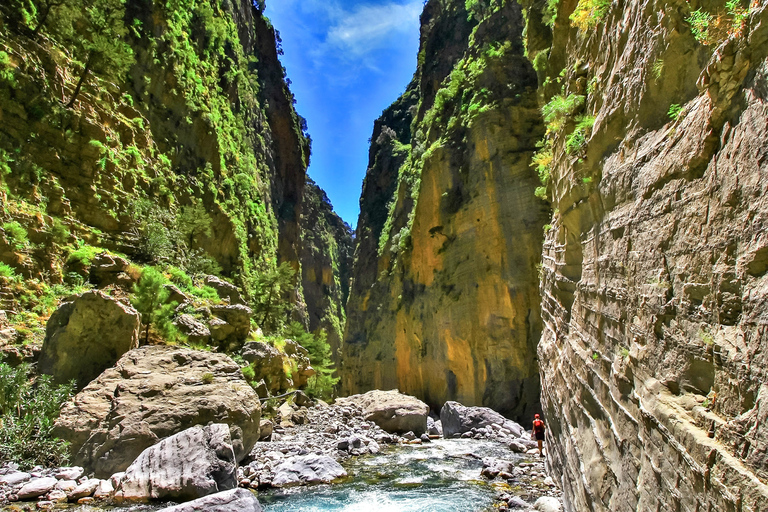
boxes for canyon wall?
[341,0,549,422]
[525,0,768,509]
[0,0,348,334]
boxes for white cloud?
[325,1,423,56]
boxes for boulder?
[54,345,260,478]
[88,252,134,288]
[284,340,315,388]
[241,342,289,394]
[203,276,245,306]
[258,419,273,441]
[174,314,211,345]
[210,305,251,342]
[17,477,57,499]
[68,478,100,500]
[157,488,262,512]
[336,390,429,435]
[271,455,347,487]
[115,424,237,502]
[38,290,140,388]
[440,401,522,438]
[0,471,30,486]
[163,284,189,306]
[54,467,83,480]
[533,496,563,512]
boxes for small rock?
[68,478,100,500]
[93,479,114,498]
[46,489,68,502]
[54,467,84,481]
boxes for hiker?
[532,413,546,456]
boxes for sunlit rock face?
[526,0,768,509]
[341,0,548,423]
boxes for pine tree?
[44,0,134,108]
[131,267,177,344]
[250,262,296,333]
[283,321,339,399]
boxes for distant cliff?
[341,0,549,422]
[523,0,768,509]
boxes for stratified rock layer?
[341,0,548,423]
[528,0,768,510]
[54,346,260,478]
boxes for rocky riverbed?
[0,394,563,511]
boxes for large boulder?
[174,314,211,345]
[271,455,347,487]
[241,341,289,394]
[38,290,140,388]
[157,488,262,512]
[54,345,261,478]
[209,304,252,351]
[440,401,523,438]
[336,390,429,435]
[203,275,245,306]
[88,252,135,288]
[115,424,237,502]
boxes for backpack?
[533,419,544,433]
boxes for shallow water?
[258,438,520,512]
[2,439,523,512]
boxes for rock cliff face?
[525,0,768,509]
[341,0,549,422]
[0,1,346,334]
[299,179,353,357]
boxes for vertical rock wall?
[342,0,549,422]
[527,0,768,509]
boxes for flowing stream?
[259,438,520,512]
[2,439,537,512]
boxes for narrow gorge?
[1,0,768,511]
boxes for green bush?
[668,103,683,120]
[131,267,179,343]
[283,322,339,400]
[0,361,74,468]
[2,221,29,251]
[541,94,585,132]
[570,0,611,31]
[686,9,712,44]
[0,262,17,279]
[565,115,595,154]
[67,244,104,267]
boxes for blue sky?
[264,0,423,227]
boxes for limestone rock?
[38,290,140,388]
[54,345,260,478]
[163,284,189,306]
[241,342,289,394]
[17,477,57,500]
[271,455,347,487]
[156,488,263,512]
[68,478,99,500]
[440,401,523,438]
[340,0,545,423]
[203,275,245,305]
[336,390,429,435]
[210,305,251,340]
[115,424,237,502]
[533,496,562,512]
[0,472,30,486]
[174,314,211,345]
[88,252,134,288]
